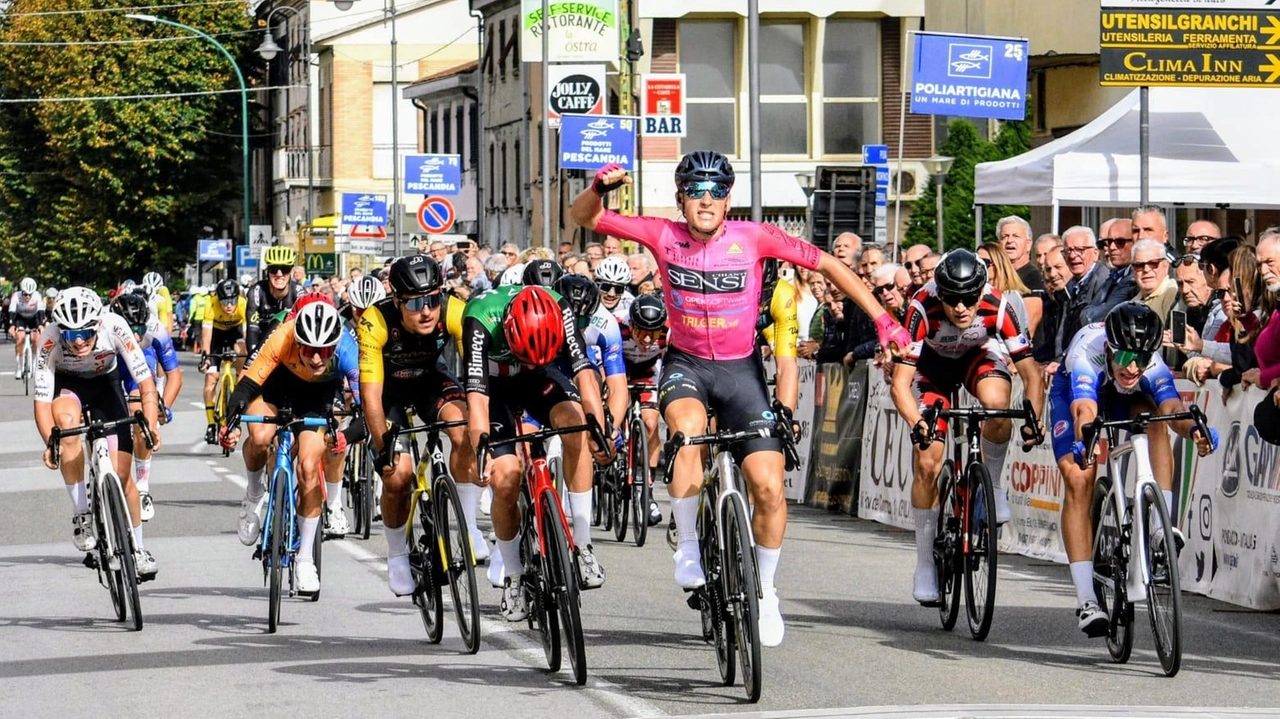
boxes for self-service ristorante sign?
[521,0,619,64]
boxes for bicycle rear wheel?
[1141,483,1182,677]
[591,473,603,527]
[309,509,323,602]
[963,462,998,641]
[435,475,481,654]
[359,447,375,540]
[542,491,586,685]
[104,476,143,630]
[699,488,734,686]
[630,415,650,548]
[267,471,287,633]
[520,493,560,671]
[409,494,444,643]
[723,491,761,702]
[1091,476,1133,663]
[934,461,962,631]
[22,342,31,396]
[612,460,630,543]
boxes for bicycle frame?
[244,414,330,575]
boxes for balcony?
[273,146,333,186]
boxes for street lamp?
[922,155,954,253]
[127,13,250,252]
[795,172,815,240]
[256,4,315,229]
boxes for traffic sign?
[862,144,889,166]
[249,224,272,248]
[910,32,1030,121]
[403,154,462,196]
[340,193,388,226]
[198,239,232,262]
[417,197,456,234]
[350,224,388,239]
[350,239,381,256]
[236,245,259,269]
[1100,7,1280,86]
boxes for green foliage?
[903,117,1032,252]
[0,0,255,288]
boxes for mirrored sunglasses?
[939,291,980,308]
[598,282,626,295]
[681,181,731,200]
[61,328,96,343]
[300,345,335,361]
[1112,349,1152,368]
[401,291,444,312]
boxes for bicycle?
[1083,405,1210,677]
[49,411,155,631]
[207,350,245,456]
[383,417,481,654]
[343,431,378,540]
[16,330,33,396]
[477,416,609,686]
[919,398,1041,642]
[609,382,657,547]
[658,402,798,703]
[235,409,330,633]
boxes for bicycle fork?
[1121,434,1154,603]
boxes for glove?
[161,403,173,425]
[1072,440,1089,469]
[197,353,210,373]
[218,426,238,451]
[592,163,626,196]
[874,313,911,355]
[776,403,800,442]
[910,419,933,449]
[1192,426,1220,453]
[612,428,625,451]
[1020,421,1042,448]
[331,430,349,456]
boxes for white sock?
[245,468,265,500]
[132,524,144,548]
[980,436,1010,491]
[66,482,88,514]
[134,458,151,494]
[1163,489,1174,517]
[325,481,343,511]
[298,515,320,562]
[456,482,481,532]
[671,496,700,545]
[385,523,409,558]
[755,545,781,592]
[568,490,593,546]
[497,537,523,580]
[1070,561,1096,605]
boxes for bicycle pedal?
[82,553,98,570]
[252,548,263,561]
[137,572,157,584]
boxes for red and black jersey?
[902,281,1031,366]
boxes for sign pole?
[541,0,552,248]
[747,0,762,223]
[1140,85,1150,206]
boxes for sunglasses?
[502,250,518,257]
[1131,259,1165,272]
[873,283,898,295]
[300,345,335,362]
[979,258,995,270]
[939,291,981,308]
[598,281,626,295]
[1175,254,1200,267]
[400,291,444,312]
[61,328,96,343]
[681,181,731,200]
[904,260,920,270]
[267,265,291,276]
[130,324,147,337]
[1100,237,1133,248]
[1112,349,1153,368]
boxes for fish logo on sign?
[948,44,993,79]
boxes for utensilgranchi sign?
[521,0,619,63]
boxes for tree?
[904,117,1031,252]
[0,0,255,287]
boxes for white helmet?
[499,262,526,287]
[120,279,137,292]
[594,256,631,285]
[52,287,103,330]
[19,277,37,295]
[142,272,164,292]
[45,287,58,299]
[347,275,386,309]
[294,301,342,348]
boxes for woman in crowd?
[978,241,1042,338]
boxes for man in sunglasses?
[902,245,930,293]
[890,250,1044,610]
[1080,218,1138,326]
[570,151,911,647]
[219,297,358,596]
[1049,302,1216,637]
[35,287,163,577]
[245,245,301,357]
[354,255,484,595]
[595,255,634,323]
[200,279,247,444]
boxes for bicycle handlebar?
[659,419,794,487]
[1079,404,1210,469]
[920,398,1043,452]
[48,411,154,467]
[476,414,609,483]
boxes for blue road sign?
[910,32,1029,121]
[559,114,638,171]
[236,245,258,269]
[404,154,461,196]
[862,144,889,166]
[341,193,388,226]
[198,239,232,262]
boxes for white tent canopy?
[974,87,1280,209]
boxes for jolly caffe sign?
[521,0,619,63]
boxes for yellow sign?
[1101,9,1280,86]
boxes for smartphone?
[1234,277,1245,305]
[1171,309,1187,345]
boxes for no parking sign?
[417,196,456,234]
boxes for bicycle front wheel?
[409,494,444,643]
[267,472,287,633]
[723,492,762,702]
[309,508,323,603]
[359,447,375,540]
[93,486,127,623]
[963,462,998,641]
[612,461,630,543]
[520,494,560,671]
[699,488,734,686]
[1141,482,1182,677]
[1091,475,1133,663]
[435,476,481,654]
[630,415,650,548]
[542,491,586,685]
[22,342,31,396]
[104,476,143,630]
[934,460,962,631]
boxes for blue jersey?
[582,305,626,377]
[120,321,180,393]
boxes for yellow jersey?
[154,286,174,328]
[357,294,466,385]
[759,278,799,359]
[208,295,247,332]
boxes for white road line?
[331,539,664,718]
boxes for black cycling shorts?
[53,372,134,453]
[384,367,466,454]
[11,314,41,332]
[256,368,338,433]
[486,367,581,459]
[210,327,244,356]
[658,348,779,461]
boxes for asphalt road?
[1,348,1278,718]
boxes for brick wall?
[881,17,933,159]
[641,18,679,160]
[331,57,373,180]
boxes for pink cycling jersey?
[595,209,820,360]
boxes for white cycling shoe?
[673,544,706,589]
[387,554,415,596]
[758,588,785,647]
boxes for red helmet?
[503,286,565,366]
[287,292,333,320]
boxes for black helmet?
[1105,301,1163,354]
[674,150,735,187]
[629,293,667,332]
[553,274,600,319]
[215,279,240,302]
[522,259,564,288]
[111,291,151,327]
[389,254,443,295]
[933,249,987,305]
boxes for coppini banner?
[521,0,619,63]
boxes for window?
[822,19,879,155]
[679,20,736,155]
[760,22,807,155]
[513,139,521,208]
[455,104,465,158]
[443,104,453,152]
[372,83,419,178]
[501,141,508,208]
[488,141,496,208]
[498,20,507,77]
[426,107,437,153]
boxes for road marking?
[331,539,664,718]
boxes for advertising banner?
[806,362,870,514]
[910,31,1030,120]
[640,74,687,137]
[521,0,619,63]
[548,64,607,128]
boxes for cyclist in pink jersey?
[571,152,910,647]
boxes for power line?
[0,26,260,46]
[0,0,242,18]
[0,84,303,103]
